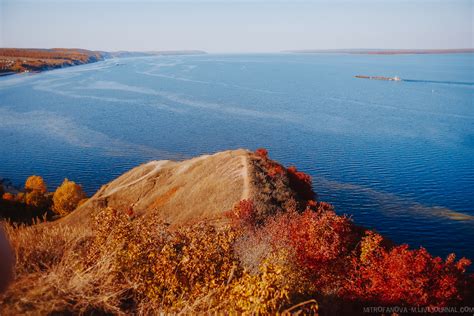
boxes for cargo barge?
[355,75,402,81]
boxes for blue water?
[1,53,473,261]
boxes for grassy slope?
[63,149,251,226]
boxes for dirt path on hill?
[241,155,250,201]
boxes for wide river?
[1,53,473,260]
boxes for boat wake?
[403,79,474,86]
[355,75,474,86]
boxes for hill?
[65,149,306,227]
[65,149,252,225]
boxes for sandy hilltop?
[64,150,252,226]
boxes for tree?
[24,175,48,208]
[52,179,86,216]
[25,175,47,194]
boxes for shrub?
[52,179,86,216]
[255,148,268,159]
[343,231,472,307]
[260,208,357,295]
[287,209,355,270]
[225,254,292,314]
[86,208,247,313]
[254,148,285,178]
[227,199,256,228]
[2,192,15,202]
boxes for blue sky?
[1,0,472,52]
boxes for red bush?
[227,199,256,228]
[255,148,268,159]
[287,209,355,270]
[254,148,285,178]
[258,208,357,291]
[267,164,285,178]
[343,231,472,307]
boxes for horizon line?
[2,47,474,54]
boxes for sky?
[0,0,473,53]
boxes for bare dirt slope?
[63,149,253,225]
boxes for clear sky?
[1,0,472,53]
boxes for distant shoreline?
[285,48,474,55]
[0,48,207,77]
[0,48,105,76]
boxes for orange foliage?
[342,231,472,307]
[52,179,86,216]
[25,175,47,194]
[254,148,285,178]
[255,208,357,293]
[227,199,256,228]
[2,193,15,202]
[255,148,268,159]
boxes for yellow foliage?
[52,179,86,216]
[25,175,47,194]
[83,208,310,314]
[225,255,290,314]
[87,208,239,312]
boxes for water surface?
[1,53,473,260]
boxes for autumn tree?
[24,175,49,208]
[24,175,47,193]
[52,179,86,216]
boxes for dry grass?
[0,220,132,315]
[63,149,251,227]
